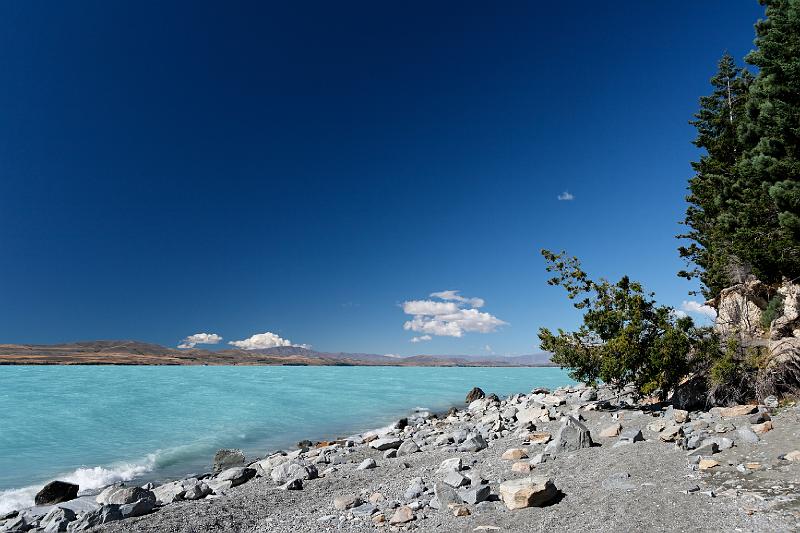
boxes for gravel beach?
[6,385,800,532]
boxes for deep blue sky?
[0,1,764,355]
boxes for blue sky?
[0,1,762,355]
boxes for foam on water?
[0,365,572,513]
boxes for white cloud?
[429,290,485,308]
[402,291,507,339]
[671,309,689,319]
[484,344,494,354]
[177,332,223,349]
[410,335,432,343]
[681,300,717,319]
[229,332,308,350]
[557,191,575,201]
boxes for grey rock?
[616,428,644,446]
[96,486,155,506]
[736,427,760,444]
[216,467,256,487]
[383,449,397,459]
[397,440,420,456]
[460,484,491,504]
[544,416,594,457]
[279,478,303,490]
[703,437,734,451]
[182,482,211,500]
[66,505,122,532]
[42,507,77,533]
[764,395,778,409]
[270,462,316,483]
[369,437,403,451]
[404,478,426,500]
[212,449,246,474]
[443,470,469,488]
[35,481,79,506]
[357,458,377,470]
[1,514,33,532]
[333,494,362,511]
[152,481,186,504]
[466,387,486,403]
[118,497,155,519]
[458,434,488,452]
[350,503,377,517]
[431,482,462,510]
[686,442,719,457]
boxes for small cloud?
[557,191,575,201]
[484,344,495,354]
[402,290,507,339]
[410,335,432,343]
[229,332,308,350]
[177,332,223,349]
[681,300,717,319]
[384,353,404,359]
[671,309,689,319]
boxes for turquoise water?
[0,365,571,512]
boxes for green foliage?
[679,1,800,298]
[708,338,762,405]
[538,250,713,399]
[761,294,785,329]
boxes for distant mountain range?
[0,340,554,367]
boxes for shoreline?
[4,384,800,531]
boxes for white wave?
[0,454,157,515]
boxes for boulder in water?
[35,481,79,506]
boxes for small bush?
[760,294,784,330]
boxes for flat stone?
[524,432,552,445]
[736,427,760,444]
[499,477,558,510]
[41,506,77,533]
[501,448,528,460]
[686,442,719,457]
[751,421,773,434]
[659,424,684,442]
[717,405,758,418]
[437,457,463,472]
[698,459,720,471]
[516,407,549,425]
[444,470,470,488]
[458,434,488,452]
[389,505,415,525]
[460,484,491,505]
[333,494,362,510]
[616,428,644,445]
[369,437,403,451]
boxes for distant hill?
[0,340,554,367]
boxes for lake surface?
[0,365,572,512]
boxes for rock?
[1,514,32,533]
[66,505,123,531]
[41,507,77,533]
[579,388,597,402]
[764,395,779,408]
[466,387,486,403]
[501,448,528,460]
[357,458,377,470]
[443,470,469,488]
[703,437,734,451]
[751,421,773,434]
[524,432,552,445]
[659,424,684,442]
[432,482,463,510]
[599,423,622,438]
[498,477,558,510]
[713,277,768,338]
[735,427,760,444]
[118,497,155,519]
[280,478,303,490]
[671,409,690,424]
[270,462,316,483]
[670,375,708,411]
[512,461,534,473]
[647,420,666,433]
[96,486,155,506]
[698,459,720,471]
[35,481,79,506]
[369,437,403,451]
[687,442,719,457]
[784,450,800,461]
[438,457,463,472]
[460,484,491,504]
[516,407,549,425]
[182,482,211,500]
[389,506,415,525]
[717,405,758,418]
[502,406,519,420]
[333,494,362,510]
[152,481,186,504]
[397,440,420,456]
[749,412,770,424]
[216,466,256,487]
[404,478,425,500]
[383,449,397,459]
[615,428,644,446]
[540,394,565,406]
[458,434,488,452]
[543,416,593,457]
[450,503,471,516]
[212,449,246,474]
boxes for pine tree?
[734,0,800,283]
[679,54,752,299]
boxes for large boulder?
[465,387,486,403]
[35,481,79,506]
[270,462,316,484]
[41,507,77,533]
[711,276,767,338]
[95,485,155,506]
[498,477,558,510]
[369,437,402,451]
[66,505,122,531]
[212,449,246,474]
[543,416,593,458]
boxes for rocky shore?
[3,384,800,532]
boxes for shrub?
[760,294,784,330]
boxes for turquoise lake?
[0,365,572,512]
